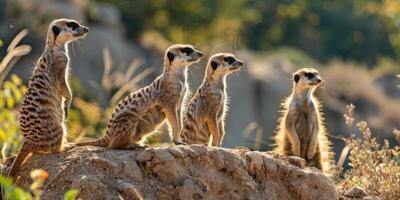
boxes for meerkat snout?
[230,58,244,71]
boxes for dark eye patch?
[211,61,218,70]
[181,47,193,55]
[224,56,235,64]
[167,52,174,62]
[304,72,315,79]
[52,26,60,37]
[66,22,79,30]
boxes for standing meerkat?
[76,44,203,148]
[274,68,334,174]
[180,53,244,146]
[8,19,89,178]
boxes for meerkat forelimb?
[76,44,203,148]
[8,19,89,178]
[180,53,244,146]
[274,68,334,174]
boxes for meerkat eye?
[66,22,79,30]
[181,47,193,55]
[224,56,235,64]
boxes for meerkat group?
[7,18,334,182]
[76,44,203,148]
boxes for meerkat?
[180,53,244,146]
[76,44,203,148]
[274,68,334,174]
[7,19,89,178]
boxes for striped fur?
[76,44,203,148]
[8,19,88,178]
[273,68,334,175]
[180,53,244,146]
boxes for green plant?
[0,169,79,200]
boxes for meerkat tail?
[8,147,31,178]
[75,137,108,147]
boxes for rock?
[136,148,154,162]
[344,186,369,198]
[117,181,143,200]
[152,161,187,184]
[71,175,107,200]
[152,148,175,163]
[91,156,119,174]
[3,146,339,200]
[188,144,207,157]
[177,178,204,200]
[168,146,187,158]
[123,160,143,182]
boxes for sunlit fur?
[180,53,244,146]
[8,19,88,178]
[76,44,203,148]
[273,68,334,175]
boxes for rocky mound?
[4,145,339,200]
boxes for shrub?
[340,104,400,199]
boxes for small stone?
[153,149,175,163]
[152,161,187,184]
[123,160,143,182]
[72,175,107,199]
[169,147,186,158]
[344,186,368,198]
[117,181,143,200]
[91,157,119,173]
[136,148,155,162]
[287,156,306,168]
[188,144,207,157]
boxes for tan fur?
[180,53,244,146]
[8,19,89,178]
[76,44,203,148]
[274,68,334,174]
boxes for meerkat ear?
[294,74,300,83]
[52,26,60,37]
[211,61,218,70]
[167,52,174,62]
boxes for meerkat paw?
[173,140,187,145]
[124,143,147,150]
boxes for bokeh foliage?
[95,0,400,65]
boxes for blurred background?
[0,0,399,163]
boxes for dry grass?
[67,47,153,142]
[339,104,400,200]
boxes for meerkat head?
[293,68,323,89]
[47,18,89,47]
[207,53,244,79]
[165,44,203,68]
